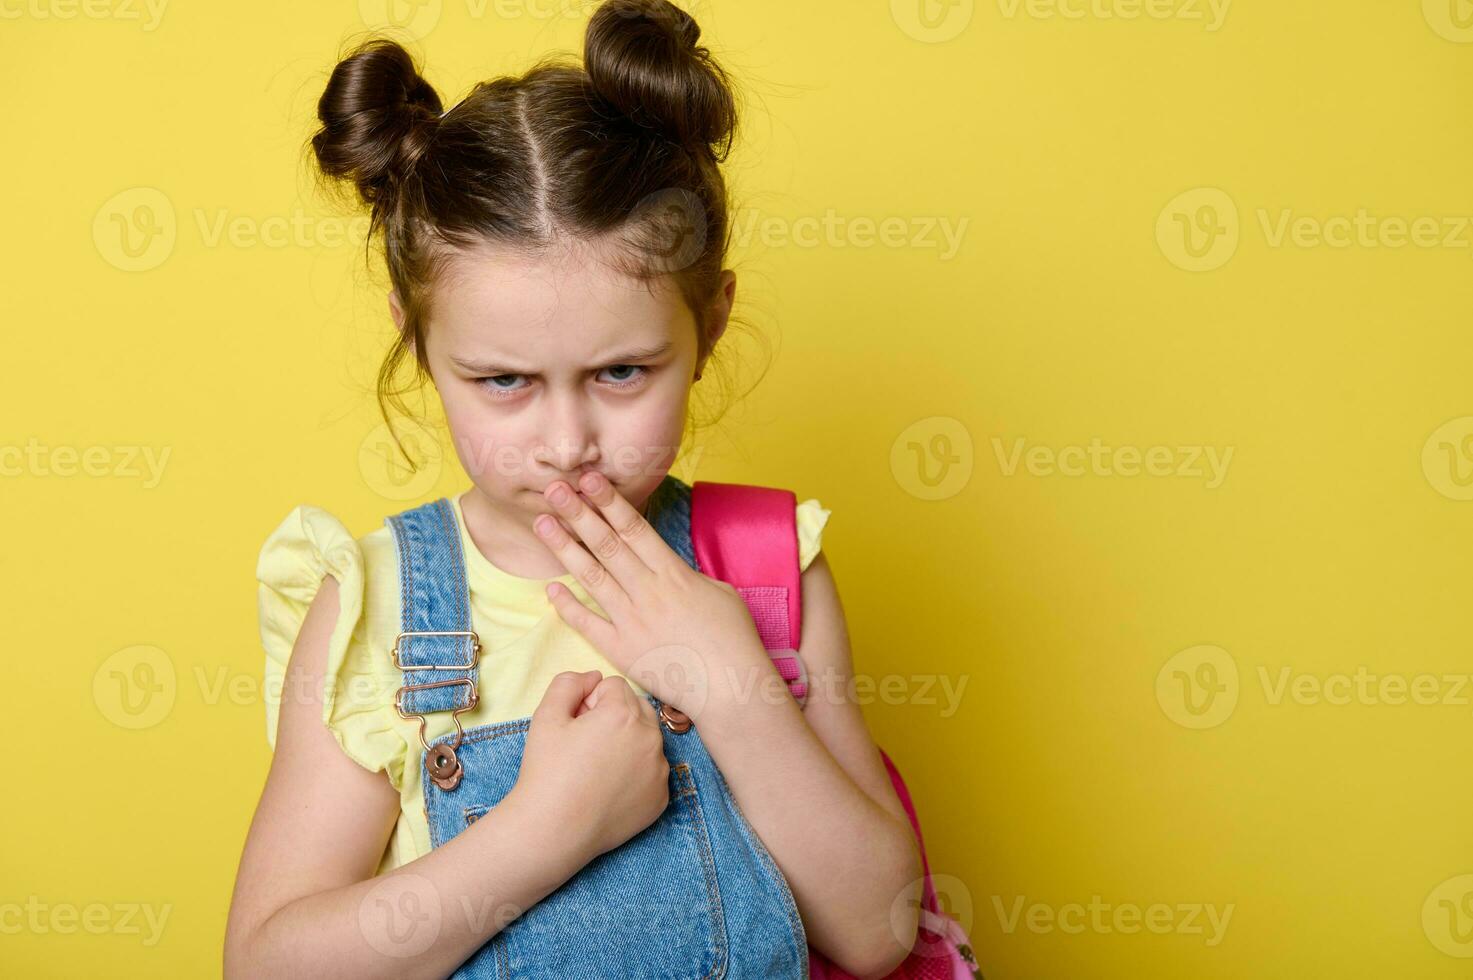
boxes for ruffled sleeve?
[256,505,402,783]
[795,498,831,573]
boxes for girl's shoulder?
[254,503,404,786]
[794,496,831,573]
[680,476,832,573]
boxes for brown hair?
[307,0,759,472]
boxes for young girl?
[224,2,923,977]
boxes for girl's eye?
[480,374,528,395]
[598,364,648,388]
[475,365,650,398]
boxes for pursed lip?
[540,470,611,494]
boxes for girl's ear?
[388,289,415,352]
[700,269,737,356]
[693,271,736,382]
[388,289,406,330]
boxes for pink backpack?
[689,480,984,980]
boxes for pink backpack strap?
[693,482,982,979]
[689,481,809,705]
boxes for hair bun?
[310,38,443,205]
[585,0,736,159]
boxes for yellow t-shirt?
[256,488,832,875]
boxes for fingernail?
[580,471,603,492]
[535,515,556,536]
[549,484,571,505]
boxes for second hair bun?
[584,0,736,158]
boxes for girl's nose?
[534,434,600,478]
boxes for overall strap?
[645,474,700,572]
[689,481,808,705]
[385,479,694,724]
[385,498,481,788]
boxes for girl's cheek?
[446,416,520,481]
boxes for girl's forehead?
[430,242,692,359]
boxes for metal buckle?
[392,630,481,670]
[390,631,482,791]
[395,677,478,718]
[395,678,479,755]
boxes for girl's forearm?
[698,681,924,979]
[225,787,592,980]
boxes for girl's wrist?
[700,650,794,730]
[493,784,599,884]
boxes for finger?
[545,581,621,660]
[575,689,599,717]
[575,471,687,575]
[586,677,656,722]
[575,674,619,716]
[633,688,658,724]
[544,479,654,589]
[593,677,661,731]
[534,503,633,617]
[587,675,642,715]
[534,669,603,725]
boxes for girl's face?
[397,239,732,550]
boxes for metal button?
[427,742,464,790]
[659,703,691,733]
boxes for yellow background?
[3,0,1472,976]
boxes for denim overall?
[385,475,810,979]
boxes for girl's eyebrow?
[450,341,674,374]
